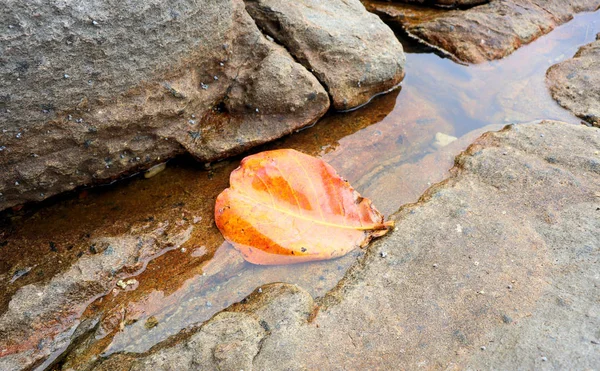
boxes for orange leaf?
[214,149,394,265]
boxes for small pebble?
[213,75,218,80]
[92,20,99,26]
[145,316,159,329]
[255,108,259,113]
[540,134,544,137]
[432,263,438,268]
[380,251,387,258]
[181,247,186,253]
[63,74,70,79]
[541,356,547,362]
[480,346,486,351]
[258,288,263,293]
[507,284,513,290]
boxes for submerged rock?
[547,34,600,127]
[246,0,406,110]
[0,0,329,211]
[365,0,600,63]
[389,0,489,7]
[93,121,600,369]
[0,224,193,371]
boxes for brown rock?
[365,0,600,63]
[0,0,329,211]
[0,224,193,371]
[245,0,406,110]
[389,0,489,7]
[547,34,600,127]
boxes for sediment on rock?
[89,121,600,369]
[388,0,489,7]
[364,0,600,63]
[0,0,329,211]
[547,33,600,127]
[0,223,193,371]
[245,0,406,110]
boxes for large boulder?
[365,0,600,63]
[547,33,600,127]
[93,120,600,370]
[0,0,330,211]
[245,0,406,110]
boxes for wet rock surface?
[246,0,406,110]
[365,0,600,63]
[547,33,600,127]
[0,0,330,211]
[390,0,489,7]
[0,222,193,371]
[94,121,599,369]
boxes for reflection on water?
[0,10,598,368]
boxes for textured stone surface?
[365,0,600,63]
[547,34,600,127]
[0,0,329,211]
[246,0,406,110]
[89,121,600,369]
[390,0,489,7]
[0,222,193,371]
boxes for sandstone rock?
[389,0,489,7]
[0,0,329,211]
[547,34,600,127]
[93,121,600,369]
[365,0,600,63]
[245,0,406,110]
[0,223,193,371]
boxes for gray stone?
[365,0,600,63]
[547,33,600,127]
[246,0,406,110]
[91,121,600,369]
[0,0,329,211]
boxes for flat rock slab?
[246,0,406,110]
[547,34,600,127]
[94,121,600,370]
[365,0,600,63]
[0,0,329,211]
[390,0,489,7]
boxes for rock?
[365,0,600,63]
[0,224,193,371]
[94,284,312,371]
[245,0,406,110]
[547,34,600,127]
[0,0,329,211]
[432,132,457,148]
[93,121,600,369]
[389,0,489,7]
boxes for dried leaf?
[215,149,393,265]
